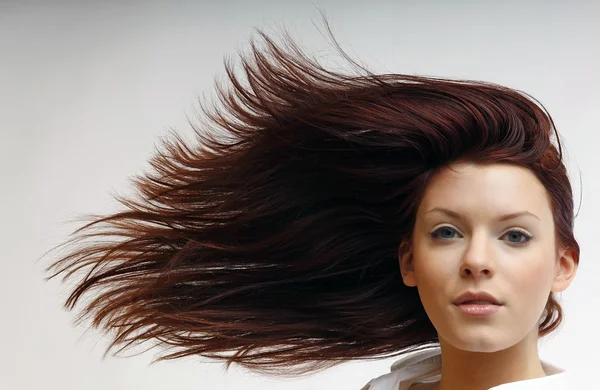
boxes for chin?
[442,326,522,353]
[453,340,508,353]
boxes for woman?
[44,29,579,389]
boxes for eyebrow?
[425,207,540,222]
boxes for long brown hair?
[43,27,580,376]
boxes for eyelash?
[429,226,534,245]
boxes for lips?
[453,291,502,305]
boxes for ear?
[551,246,578,293]
[398,239,417,287]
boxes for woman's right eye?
[430,226,459,240]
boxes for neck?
[436,331,547,390]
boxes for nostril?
[462,268,491,277]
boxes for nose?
[460,232,495,279]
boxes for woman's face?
[400,162,576,352]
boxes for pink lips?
[453,291,503,317]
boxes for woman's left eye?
[503,230,532,244]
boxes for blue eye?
[430,226,459,240]
[503,230,533,244]
[429,227,533,245]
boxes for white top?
[362,345,569,390]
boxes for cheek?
[507,249,556,304]
[413,251,454,297]
[412,238,456,287]
[415,259,450,286]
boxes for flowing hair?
[43,27,580,376]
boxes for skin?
[399,162,578,390]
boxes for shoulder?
[360,381,372,390]
[359,345,442,390]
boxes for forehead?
[418,162,552,219]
